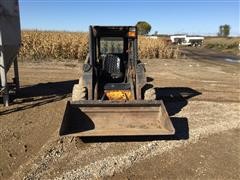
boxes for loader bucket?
[60,100,175,137]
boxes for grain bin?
[0,0,21,106]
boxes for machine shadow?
[0,80,77,115]
[155,87,201,116]
[17,80,78,99]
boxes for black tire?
[72,77,87,101]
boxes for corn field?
[20,30,179,60]
[138,36,179,59]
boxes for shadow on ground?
[0,80,77,115]
[155,87,201,116]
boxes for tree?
[136,21,152,35]
[218,24,230,37]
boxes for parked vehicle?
[170,35,204,47]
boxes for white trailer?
[170,35,204,46]
[186,36,204,47]
[0,0,21,106]
[170,35,187,44]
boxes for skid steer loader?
[60,26,175,137]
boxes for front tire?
[144,88,156,100]
[72,77,87,101]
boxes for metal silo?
[0,0,21,106]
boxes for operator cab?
[99,37,125,82]
[88,26,138,100]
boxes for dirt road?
[0,49,239,179]
[181,47,240,63]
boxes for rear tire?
[144,88,156,100]
[72,77,87,101]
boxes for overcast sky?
[19,0,239,36]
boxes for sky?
[19,0,239,36]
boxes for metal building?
[0,0,21,106]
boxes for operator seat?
[102,54,124,81]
